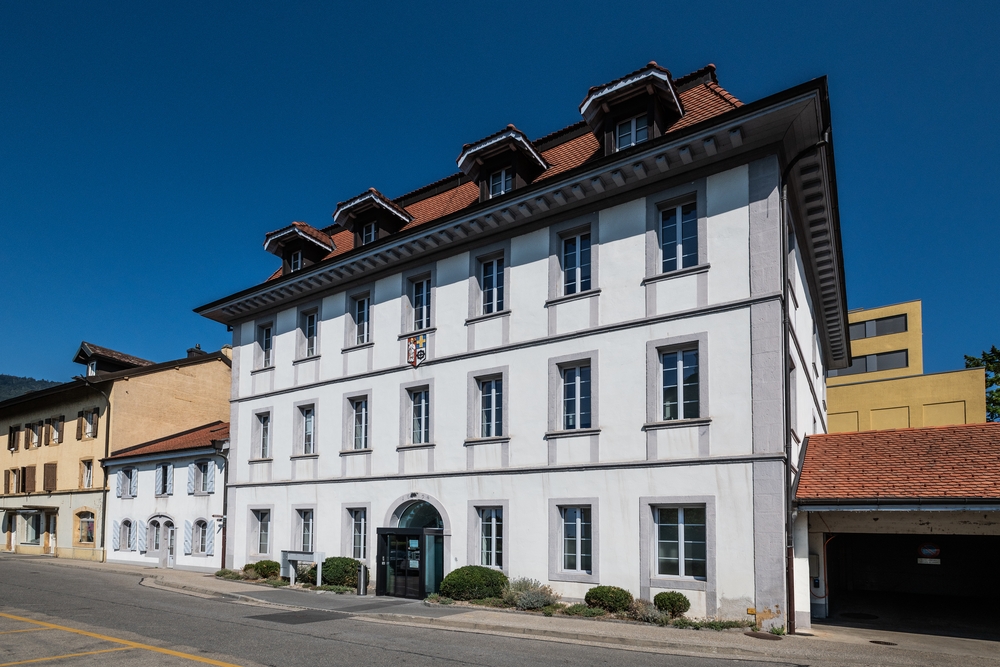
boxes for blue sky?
[2,1,997,381]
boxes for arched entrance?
[377,498,447,599]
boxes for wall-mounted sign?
[407,335,427,368]
[917,558,941,565]
[918,543,941,558]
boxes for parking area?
[0,612,242,667]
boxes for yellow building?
[1,342,230,560]
[826,300,986,432]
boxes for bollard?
[357,563,367,596]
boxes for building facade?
[103,422,228,572]
[1,343,231,561]
[198,62,849,629]
[826,300,986,432]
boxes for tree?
[965,345,1000,422]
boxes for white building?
[103,422,228,572]
[197,62,849,630]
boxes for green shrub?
[769,625,786,636]
[215,569,245,580]
[440,566,508,601]
[297,564,317,585]
[629,599,663,623]
[425,594,454,605]
[584,586,633,613]
[581,607,606,617]
[251,560,280,579]
[321,557,368,588]
[563,603,588,616]
[502,578,560,610]
[263,577,289,587]
[314,585,354,593]
[653,591,691,618]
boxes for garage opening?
[824,533,1000,639]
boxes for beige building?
[826,300,985,432]
[1,342,230,560]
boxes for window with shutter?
[56,416,65,443]
[3,470,9,495]
[76,412,84,440]
[24,466,35,493]
[43,463,57,492]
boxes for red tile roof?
[77,342,154,368]
[107,421,229,460]
[264,64,742,281]
[796,423,1000,502]
[264,221,334,252]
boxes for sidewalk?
[11,554,999,666]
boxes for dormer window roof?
[456,124,548,181]
[263,221,335,256]
[73,341,154,375]
[332,188,413,229]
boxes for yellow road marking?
[0,647,131,666]
[0,613,243,666]
[0,628,51,635]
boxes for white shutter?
[111,520,120,550]
[137,520,147,552]
[166,463,174,495]
[206,521,215,556]
[154,466,163,495]
[129,522,137,551]
[183,520,192,555]
[116,471,122,498]
[187,463,196,494]
[129,469,138,497]
[206,461,215,494]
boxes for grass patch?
[425,594,455,605]
[468,597,508,608]
[670,617,751,631]
[215,569,245,581]
[312,585,355,593]
[262,578,290,587]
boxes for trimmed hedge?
[439,566,508,601]
[584,585,633,613]
[321,557,368,588]
[654,591,691,618]
[249,560,280,579]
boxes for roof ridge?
[107,420,227,457]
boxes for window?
[87,360,97,376]
[661,202,698,272]
[259,325,273,367]
[149,520,161,551]
[256,413,271,459]
[410,389,430,444]
[489,169,513,198]
[50,418,61,444]
[655,507,706,578]
[562,232,591,295]
[194,520,208,554]
[120,468,137,499]
[480,507,503,568]
[481,257,505,314]
[7,426,19,452]
[827,350,909,378]
[300,405,315,455]
[120,520,134,551]
[350,508,367,559]
[562,364,592,430]
[849,314,907,340]
[42,463,57,492]
[351,398,369,450]
[78,512,95,544]
[253,510,270,554]
[289,251,302,272]
[479,378,503,437]
[303,311,318,357]
[354,295,370,345]
[412,278,431,330]
[361,222,377,245]
[84,409,98,438]
[197,461,210,493]
[155,463,169,495]
[662,349,699,420]
[616,114,648,150]
[29,422,40,448]
[25,514,41,545]
[561,507,591,573]
[299,509,314,552]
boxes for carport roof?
[796,422,1000,504]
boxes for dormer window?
[362,222,377,245]
[87,361,97,377]
[489,169,513,198]
[616,114,648,151]
[289,251,302,272]
[263,222,335,277]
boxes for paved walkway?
[9,554,999,666]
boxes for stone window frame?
[73,507,97,548]
[644,333,710,427]
[192,518,211,556]
[342,389,373,452]
[644,180,709,280]
[296,300,322,361]
[255,320,275,370]
[467,239,513,321]
[79,458,95,490]
[341,502,372,564]
[291,399,319,457]
[467,499,510,575]
[400,263,437,336]
[251,407,274,460]
[344,284,375,349]
[465,366,510,442]
[399,378,435,449]
[547,212,600,302]
[248,505,274,558]
[638,495,717,615]
[547,497,599,584]
[153,461,172,497]
[292,503,318,553]
[546,350,600,436]
[191,458,215,496]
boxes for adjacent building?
[103,422,229,572]
[1,343,231,561]
[826,300,986,432]
[197,62,849,630]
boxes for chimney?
[187,344,207,358]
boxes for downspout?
[76,376,112,563]
[779,129,830,634]
[216,439,229,570]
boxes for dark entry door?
[386,533,421,598]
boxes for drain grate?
[870,640,898,646]
[840,612,879,620]
[249,610,350,624]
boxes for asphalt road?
[0,557,784,667]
